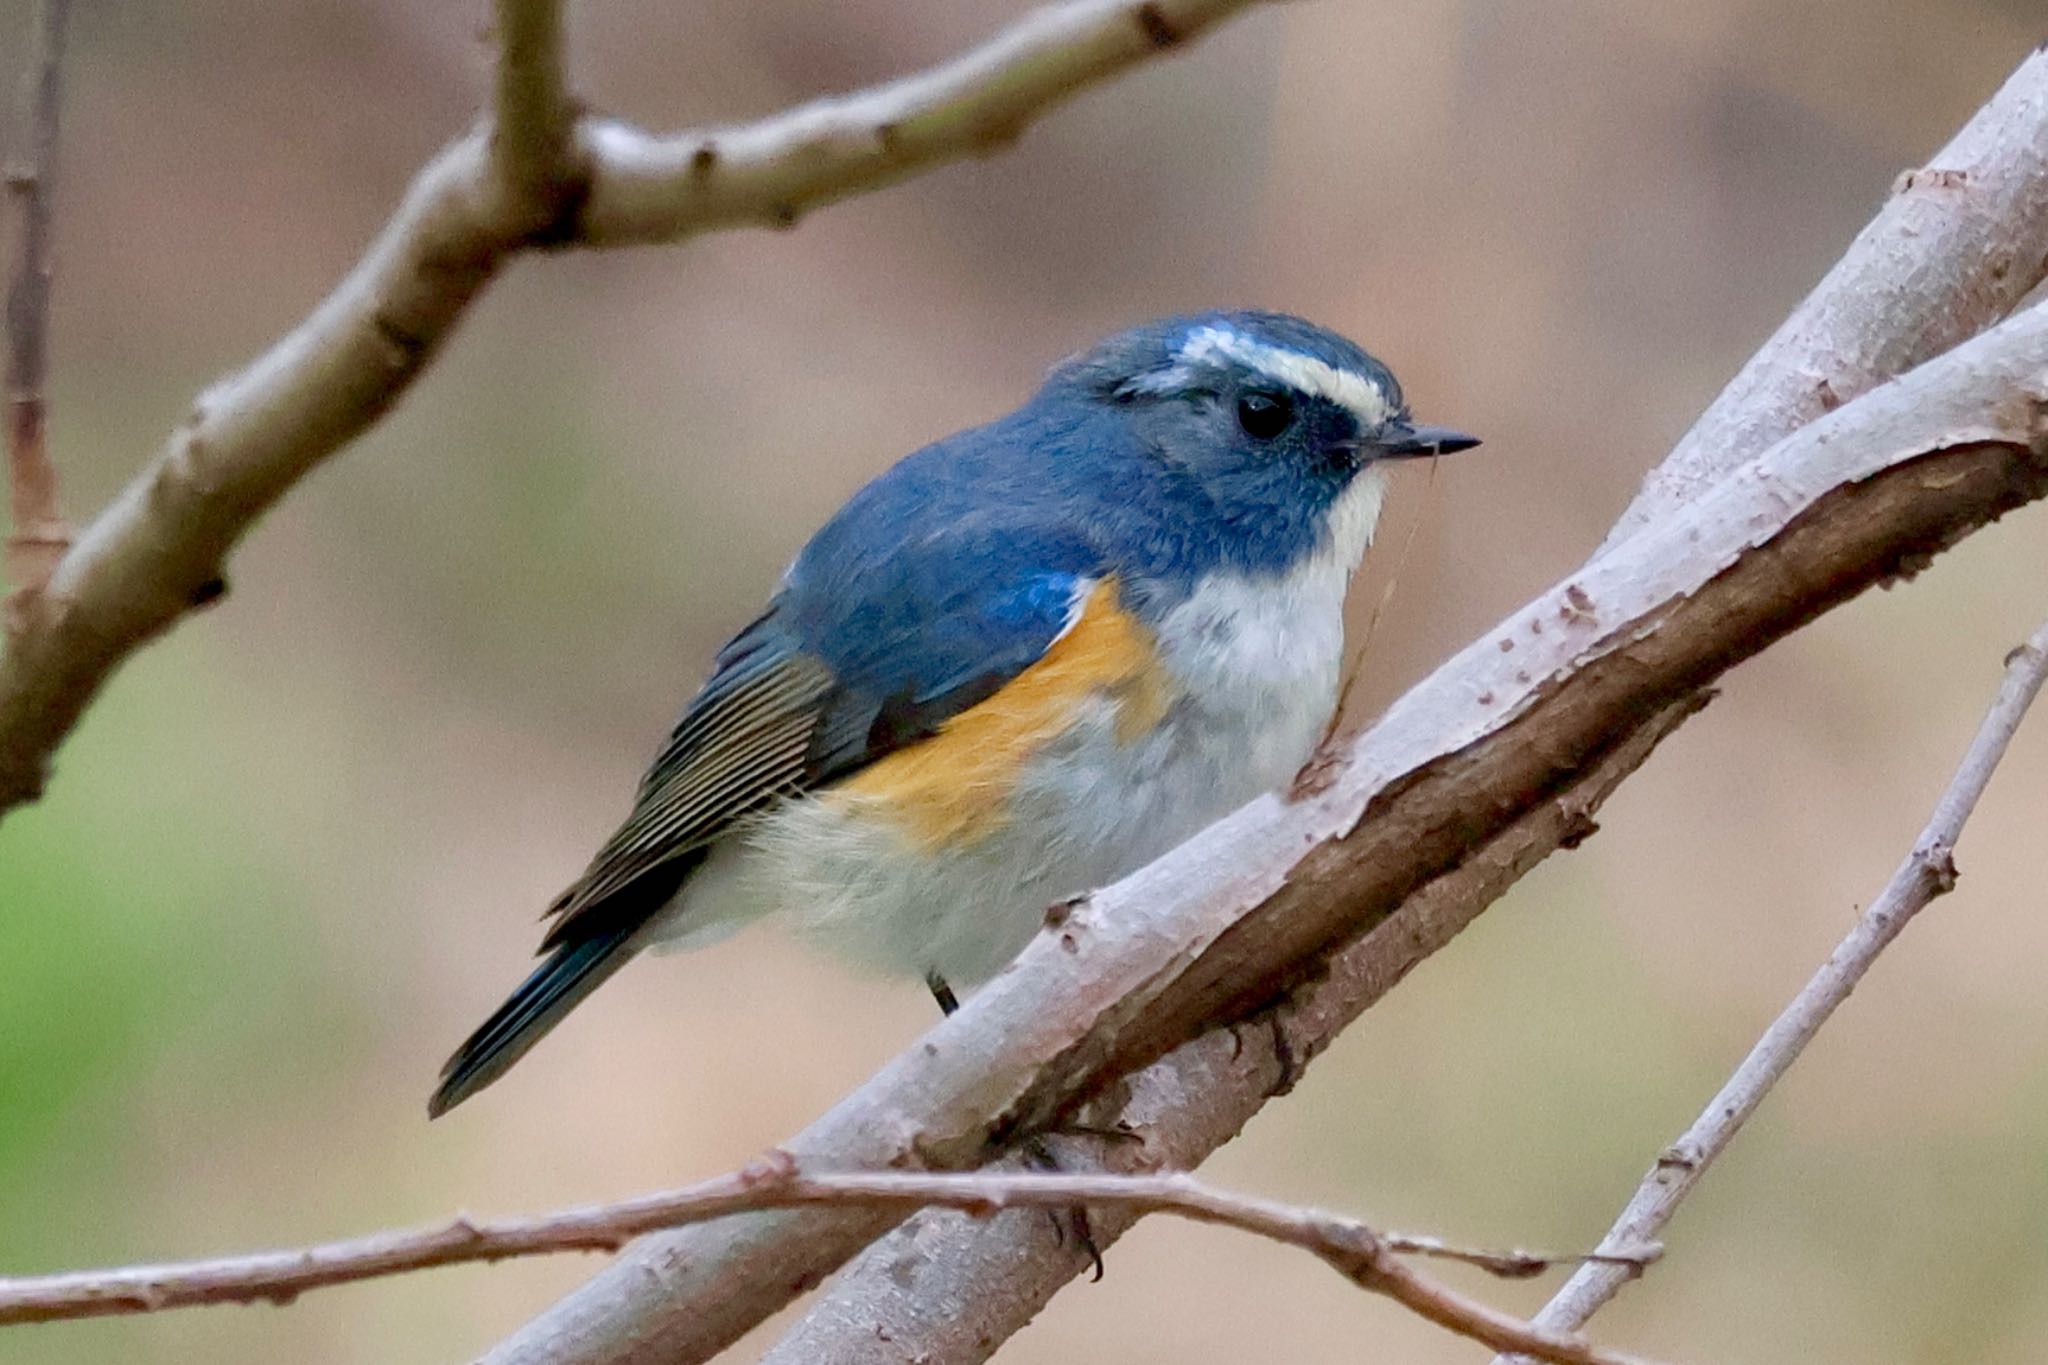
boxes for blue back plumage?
[773,309,1403,737]
[430,310,1430,1114]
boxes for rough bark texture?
[762,698,1701,1364]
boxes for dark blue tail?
[429,924,638,1117]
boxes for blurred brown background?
[4,1,2047,1361]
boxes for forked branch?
[768,46,2048,1361]
[1606,45,2048,543]
[0,1158,1664,1365]
[0,0,1273,812]
[488,302,2048,1365]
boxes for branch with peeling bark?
[0,1161,1661,1365]
[478,293,2048,1365]
[3,0,72,592]
[0,0,1272,811]
[1490,616,2048,1363]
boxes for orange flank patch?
[836,578,1174,849]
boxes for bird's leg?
[923,967,1104,1277]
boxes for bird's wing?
[542,526,1105,947]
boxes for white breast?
[647,469,1388,988]
[1148,464,1384,782]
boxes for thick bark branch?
[3,0,72,591]
[0,1163,1661,1365]
[1494,616,2048,1361]
[1604,45,2048,546]
[488,301,2048,1365]
[762,698,1695,1365]
[0,0,1271,813]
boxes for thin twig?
[3,0,72,591]
[0,1158,1661,1365]
[1496,617,2048,1361]
[569,0,1269,244]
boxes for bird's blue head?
[1036,310,1477,579]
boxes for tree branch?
[1603,45,2048,546]
[0,0,1274,813]
[490,0,582,233]
[0,1161,1661,1365]
[770,48,2048,1358]
[3,0,72,593]
[11,17,2044,1361]
[762,697,1696,1365]
[486,302,2048,1365]
[1491,615,2048,1361]
[567,0,1262,245]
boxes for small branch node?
[1653,1142,1700,1171]
[1912,839,1959,892]
[739,1148,799,1189]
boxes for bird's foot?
[1020,1132,1105,1281]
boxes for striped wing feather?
[542,637,837,944]
[541,539,1108,950]
[433,527,1102,1113]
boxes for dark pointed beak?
[1378,422,1481,460]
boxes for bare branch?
[1604,46,2048,546]
[3,0,72,592]
[570,0,1269,244]
[764,698,1694,1365]
[488,306,2048,1365]
[773,50,2048,1358]
[0,1159,1663,1365]
[6,16,2042,1360]
[0,0,1274,813]
[490,0,581,232]
[1493,616,2048,1361]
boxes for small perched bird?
[430,311,1475,1116]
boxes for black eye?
[1236,390,1294,440]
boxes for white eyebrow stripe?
[1176,325,1394,428]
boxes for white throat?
[1320,463,1389,581]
